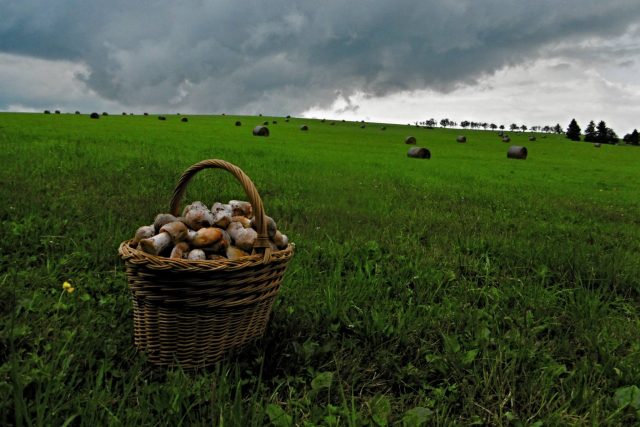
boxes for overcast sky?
[1,1,639,133]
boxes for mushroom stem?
[139,232,172,255]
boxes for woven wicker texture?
[118,159,294,368]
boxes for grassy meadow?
[1,112,639,426]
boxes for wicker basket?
[118,159,294,368]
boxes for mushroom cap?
[170,242,190,259]
[226,246,249,260]
[187,249,206,261]
[191,227,224,248]
[229,200,253,218]
[154,213,178,232]
[134,225,156,244]
[159,221,189,243]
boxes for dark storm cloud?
[1,0,639,114]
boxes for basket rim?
[118,239,294,272]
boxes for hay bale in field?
[507,145,527,159]
[259,113,263,117]
[285,119,289,122]
[502,136,511,143]
[457,135,467,143]
[594,143,601,148]
[498,131,504,137]
[381,126,386,131]
[529,136,536,141]
[263,121,269,126]
[407,147,431,159]
[360,124,365,129]
[44,110,51,114]
[90,112,99,119]
[235,121,241,126]
[272,120,277,124]
[321,119,326,123]
[181,117,188,122]
[405,136,417,144]
[300,125,308,131]
[158,116,166,121]
[253,125,269,136]
[331,122,335,125]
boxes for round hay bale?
[528,136,536,141]
[235,121,242,126]
[55,110,61,114]
[330,122,335,125]
[457,135,467,143]
[158,116,166,121]
[262,121,269,126]
[405,136,417,144]
[285,119,289,122]
[300,125,308,131]
[594,143,601,148]
[253,126,269,136]
[380,126,386,131]
[321,119,326,123]
[90,112,99,119]
[181,117,188,122]
[272,120,277,124]
[44,110,51,114]
[360,124,365,129]
[507,145,527,160]
[502,136,511,143]
[407,147,431,159]
[259,113,263,117]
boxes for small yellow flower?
[67,287,75,294]
[63,281,72,290]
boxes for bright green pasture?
[1,112,639,426]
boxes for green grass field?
[1,112,639,426]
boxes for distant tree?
[425,118,436,127]
[553,124,563,134]
[607,128,619,144]
[482,122,488,130]
[510,123,518,132]
[584,121,596,142]
[623,129,639,145]
[460,120,470,129]
[542,125,550,133]
[520,125,527,132]
[596,120,609,143]
[490,123,497,130]
[440,118,450,128]
[499,125,505,130]
[565,119,581,141]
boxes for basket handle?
[169,159,272,260]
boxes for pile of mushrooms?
[132,200,289,261]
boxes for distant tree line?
[417,118,564,133]
[565,118,637,145]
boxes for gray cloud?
[1,0,639,114]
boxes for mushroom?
[182,201,214,230]
[139,221,188,255]
[207,254,226,260]
[133,225,155,245]
[153,213,177,233]
[250,215,277,238]
[229,200,253,218]
[187,249,206,261]
[191,227,224,248]
[203,229,230,255]
[170,242,190,259]
[227,221,257,251]
[231,216,252,228]
[226,246,249,260]
[211,202,232,228]
[272,230,289,249]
